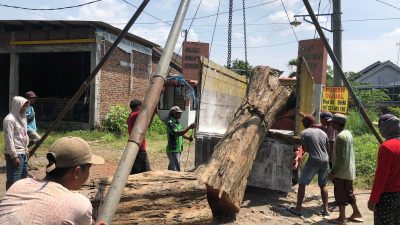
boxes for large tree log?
[196,66,294,213]
[91,170,212,225]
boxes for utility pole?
[332,0,342,86]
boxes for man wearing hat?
[25,91,41,147]
[165,106,195,171]
[329,113,363,224]
[320,111,336,169]
[0,136,106,225]
[369,114,400,224]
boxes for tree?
[287,58,298,78]
[229,59,253,78]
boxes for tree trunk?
[91,170,213,225]
[196,66,294,213]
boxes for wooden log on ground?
[91,170,213,225]
[196,66,294,213]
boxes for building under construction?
[0,20,159,128]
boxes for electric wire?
[376,0,400,11]
[209,0,221,56]
[0,0,103,11]
[121,0,172,25]
[280,0,299,42]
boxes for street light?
[290,13,335,32]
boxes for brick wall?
[99,41,151,120]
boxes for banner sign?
[321,86,349,113]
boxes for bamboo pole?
[96,0,192,223]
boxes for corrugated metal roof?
[0,20,160,48]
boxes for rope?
[166,75,199,105]
[183,130,194,172]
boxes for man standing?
[369,114,400,225]
[0,136,106,225]
[289,115,330,217]
[25,91,41,147]
[3,96,30,190]
[329,113,363,224]
[166,106,195,171]
[127,99,151,174]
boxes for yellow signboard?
[321,87,349,113]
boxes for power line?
[280,0,299,41]
[0,0,102,11]
[121,0,172,25]
[209,0,221,56]
[213,40,298,49]
[376,0,400,11]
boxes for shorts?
[333,178,356,205]
[5,154,28,184]
[299,158,329,186]
[130,150,151,174]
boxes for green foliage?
[101,104,130,135]
[354,89,390,107]
[345,71,361,81]
[287,58,298,78]
[389,107,400,118]
[229,59,253,78]
[326,65,333,86]
[346,108,380,136]
[147,115,166,135]
[353,134,379,188]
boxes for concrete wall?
[197,58,247,134]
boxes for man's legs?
[318,161,329,214]
[294,184,306,212]
[320,185,329,214]
[167,152,181,171]
[5,154,27,190]
[332,178,348,224]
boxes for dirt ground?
[0,141,374,224]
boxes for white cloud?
[248,36,268,46]
[343,29,400,72]
[195,0,222,12]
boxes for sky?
[1,0,400,75]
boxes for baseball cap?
[301,114,316,127]
[46,136,104,173]
[170,106,183,113]
[25,91,38,98]
[332,113,347,125]
[320,111,332,121]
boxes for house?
[354,60,400,106]
[0,20,160,129]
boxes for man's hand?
[368,200,376,212]
[12,157,20,168]
[188,123,196,129]
[328,172,335,181]
[94,221,107,225]
[188,135,193,142]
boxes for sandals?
[287,207,302,217]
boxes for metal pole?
[28,0,150,158]
[332,0,343,86]
[96,0,191,223]
[302,0,383,144]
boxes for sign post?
[321,86,349,113]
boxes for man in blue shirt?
[25,91,41,147]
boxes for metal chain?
[242,0,248,76]
[227,0,233,68]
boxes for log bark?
[91,170,212,225]
[196,66,294,213]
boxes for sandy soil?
[0,141,374,225]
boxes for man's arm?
[369,145,393,204]
[174,123,196,138]
[330,136,345,176]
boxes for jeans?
[299,158,329,186]
[5,154,28,186]
[167,152,181,171]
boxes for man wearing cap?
[289,114,330,217]
[328,113,363,224]
[320,111,336,168]
[369,114,400,225]
[165,106,195,171]
[127,99,151,174]
[0,136,106,225]
[25,91,41,147]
